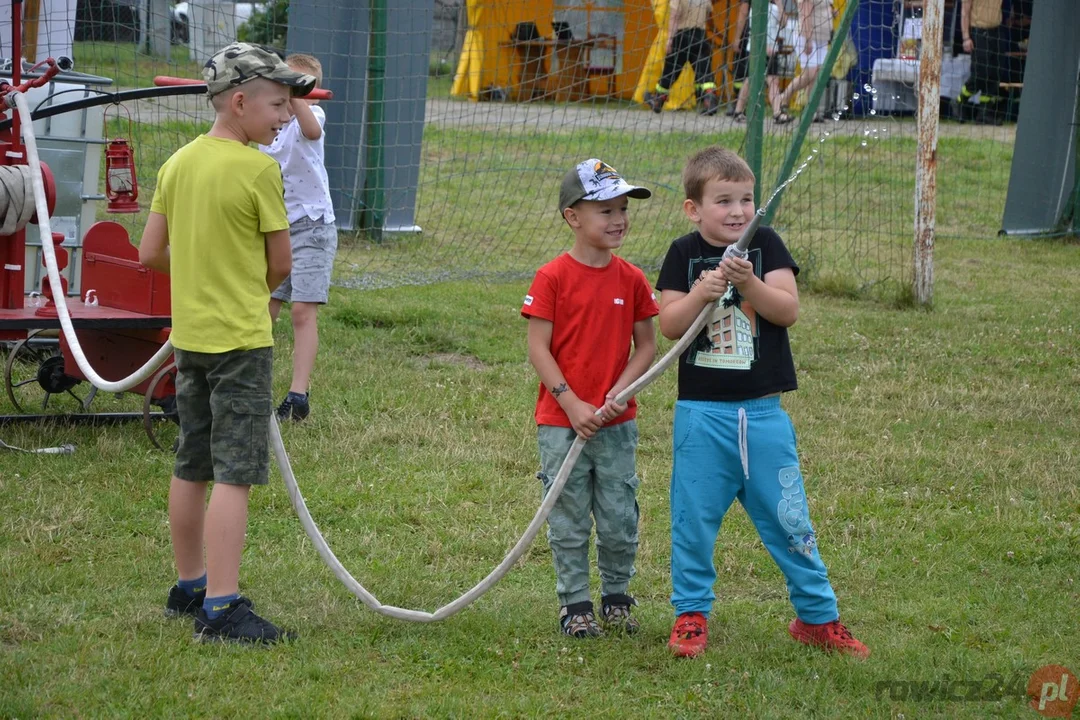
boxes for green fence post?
[363,0,387,239]
[1067,70,1080,232]
[744,0,769,207]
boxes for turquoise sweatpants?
[670,397,839,623]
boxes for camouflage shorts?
[173,346,273,486]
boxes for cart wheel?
[143,361,179,451]
[4,330,87,413]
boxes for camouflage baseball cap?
[203,42,317,98]
[559,159,651,213]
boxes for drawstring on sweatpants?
[738,407,749,480]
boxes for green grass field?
[5,62,1075,715]
[2,224,1078,716]
[79,41,1015,302]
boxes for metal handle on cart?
[153,76,333,100]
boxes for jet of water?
[724,86,884,285]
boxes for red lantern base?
[106,197,141,213]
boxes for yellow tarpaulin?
[449,0,737,106]
[632,0,698,109]
[451,0,485,99]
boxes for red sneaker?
[788,618,870,659]
[668,612,708,658]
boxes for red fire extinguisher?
[104,105,139,213]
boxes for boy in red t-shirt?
[521,159,659,638]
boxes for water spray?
[719,142,820,309]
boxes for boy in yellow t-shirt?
[139,42,315,644]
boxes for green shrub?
[237,0,289,48]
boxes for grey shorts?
[271,216,338,304]
[173,346,273,486]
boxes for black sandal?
[559,602,602,638]
[600,594,640,635]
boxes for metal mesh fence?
[0,0,1036,299]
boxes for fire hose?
[271,219,762,622]
[0,164,36,234]
[12,83,765,621]
[10,90,175,393]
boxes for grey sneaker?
[559,601,602,638]
[601,594,640,635]
[646,91,668,114]
[700,91,719,116]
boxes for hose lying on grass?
[20,82,777,620]
[273,212,765,622]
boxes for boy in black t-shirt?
[655,146,868,660]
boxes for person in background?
[647,0,722,115]
[770,0,833,124]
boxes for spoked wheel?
[4,330,90,413]
[143,361,179,451]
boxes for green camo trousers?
[537,421,640,606]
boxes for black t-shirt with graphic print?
[655,227,799,402]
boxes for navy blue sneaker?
[559,601,602,638]
[276,392,310,422]
[165,584,206,617]
[600,593,640,635]
[193,597,295,644]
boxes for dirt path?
[424,97,1016,142]
[124,91,1017,145]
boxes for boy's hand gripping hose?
[271,215,765,622]
[11,91,173,393]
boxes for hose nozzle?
[728,208,765,257]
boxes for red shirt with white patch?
[521,253,659,427]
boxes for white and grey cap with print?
[558,158,652,213]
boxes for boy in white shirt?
[259,53,337,421]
